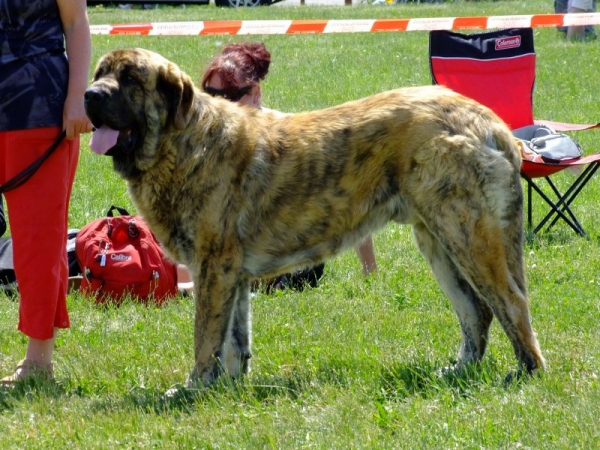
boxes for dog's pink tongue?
[90,126,119,155]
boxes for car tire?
[215,0,262,6]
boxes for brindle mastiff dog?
[84,48,545,387]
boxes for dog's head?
[84,48,195,179]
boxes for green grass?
[2,0,600,447]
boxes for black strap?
[105,205,133,239]
[0,130,66,194]
[106,205,131,217]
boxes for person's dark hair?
[201,42,271,92]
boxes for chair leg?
[527,181,533,229]
[536,176,585,235]
[521,172,587,236]
[545,162,600,233]
[534,162,600,236]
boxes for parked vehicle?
[215,0,283,6]
[87,0,283,6]
[86,1,210,6]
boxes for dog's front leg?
[222,276,252,378]
[186,251,243,388]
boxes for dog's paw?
[164,384,191,400]
[224,350,252,378]
[504,365,544,386]
[162,383,204,408]
[434,360,461,378]
[503,369,527,386]
[185,361,224,389]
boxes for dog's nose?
[84,86,105,105]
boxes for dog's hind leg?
[492,198,545,375]
[460,215,544,374]
[222,278,252,378]
[418,213,545,375]
[412,222,494,367]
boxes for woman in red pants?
[0,0,92,385]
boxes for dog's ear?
[158,63,195,130]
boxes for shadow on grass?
[524,226,588,247]
[80,362,355,415]
[0,378,66,412]
[86,361,506,415]
[0,358,354,415]
[377,359,506,401]
[69,373,292,415]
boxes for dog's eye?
[120,67,138,85]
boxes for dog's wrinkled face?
[84,48,194,179]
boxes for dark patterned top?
[0,0,68,131]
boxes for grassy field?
[2,0,600,447]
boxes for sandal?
[0,359,54,386]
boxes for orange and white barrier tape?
[89,13,600,35]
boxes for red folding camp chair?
[429,28,600,236]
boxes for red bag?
[75,206,178,305]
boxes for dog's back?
[238,85,520,277]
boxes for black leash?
[0,130,66,194]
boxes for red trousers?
[0,127,79,340]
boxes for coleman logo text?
[495,36,521,50]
